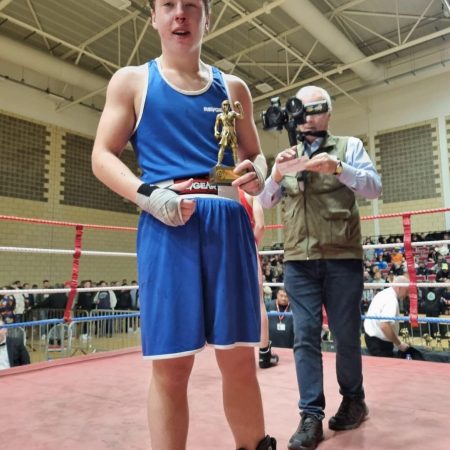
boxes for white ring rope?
[0,285,137,296]
[0,246,136,257]
[0,239,448,295]
[1,240,448,259]
[362,239,450,250]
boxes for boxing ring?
[1,209,450,450]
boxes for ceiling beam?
[224,0,363,107]
[280,0,384,83]
[252,26,450,104]
[26,0,52,51]
[343,10,439,20]
[0,0,13,11]
[0,12,121,70]
[204,0,287,42]
[340,14,397,47]
[402,0,434,44]
[62,11,140,60]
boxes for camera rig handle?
[285,120,299,147]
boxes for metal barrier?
[1,311,141,364]
[44,322,73,360]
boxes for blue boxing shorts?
[136,194,261,359]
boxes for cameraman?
[258,85,381,450]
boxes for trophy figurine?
[434,332,442,351]
[210,99,244,185]
[400,328,411,344]
[423,333,433,348]
[445,331,450,350]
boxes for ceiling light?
[102,0,131,10]
[255,82,273,93]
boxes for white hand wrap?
[136,184,185,227]
[250,154,268,194]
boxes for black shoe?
[259,342,279,369]
[256,435,276,450]
[328,397,369,431]
[288,414,324,450]
[236,434,277,450]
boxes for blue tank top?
[130,59,232,184]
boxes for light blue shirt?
[258,136,382,208]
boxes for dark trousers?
[364,332,394,357]
[284,259,365,419]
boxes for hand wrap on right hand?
[136,184,185,227]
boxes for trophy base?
[209,165,240,186]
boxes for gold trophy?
[423,333,433,348]
[434,332,442,351]
[210,99,244,185]
[445,331,450,350]
[400,328,411,344]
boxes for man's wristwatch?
[333,160,343,175]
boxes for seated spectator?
[372,271,385,285]
[411,233,423,243]
[0,318,30,370]
[263,266,273,282]
[432,255,445,273]
[436,263,449,283]
[418,232,428,241]
[0,288,16,324]
[266,288,294,349]
[374,238,386,259]
[416,261,429,277]
[386,271,395,285]
[434,233,449,257]
[373,254,388,270]
[390,262,404,276]
[386,235,396,244]
[363,237,375,262]
[390,247,404,266]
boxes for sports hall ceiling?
[1,0,450,117]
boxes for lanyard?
[276,302,290,322]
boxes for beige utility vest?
[280,134,363,262]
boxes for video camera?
[261,96,329,145]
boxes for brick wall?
[373,120,445,235]
[0,110,138,287]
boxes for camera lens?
[285,97,303,118]
[265,106,284,127]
